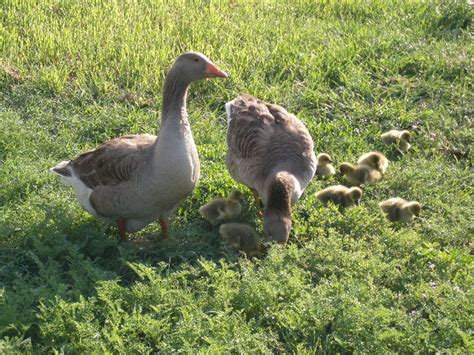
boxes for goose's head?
[263,173,294,244]
[173,52,228,82]
[263,213,291,245]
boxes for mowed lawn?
[0,0,472,352]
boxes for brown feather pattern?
[71,134,155,189]
[227,94,315,183]
[226,94,316,243]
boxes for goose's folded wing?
[71,134,156,189]
[227,112,272,159]
[226,94,294,159]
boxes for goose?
[225,94,316,244]
[198,190,244,226]
[381,129,412,153]
[315,153,336,179]
[339,162,382,185]
[50,52,227,242]
[219,222,262,258]
[379,198,421,222]
[316,185,362,208]
[357,151,389,173]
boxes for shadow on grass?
[0,200,233,345]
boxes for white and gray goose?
[51,52,227,242]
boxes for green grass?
[0,0,473,352]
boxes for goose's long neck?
[161,68,190,127]
[149,67,196,173]
[265,172,294,218]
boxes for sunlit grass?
[0,0,472,352]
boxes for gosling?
[199,190,244,226]
[219,223,262,258]
[315,153,336,179]
[316,185,363,208]
[379,198,421,222]
[339,162,382,185]
[357,151,389,173]
[381,129,411,153]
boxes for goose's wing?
[226,94,315,177]
[226,94,276,159]
[53,134,156,189]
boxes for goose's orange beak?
[205,62,228,78]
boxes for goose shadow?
[0,200,238,344]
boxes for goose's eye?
[194,58,199,62]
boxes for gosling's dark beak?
[205,62,228,78]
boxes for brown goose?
[50,52,227,241]
[225,94,316,244]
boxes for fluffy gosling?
[199,190,244,226]
[316,185,363,208]
[339,162,382,185]
[315,153,336,179]
[219,223,262,258]
[357,152,389,173]
[379,198,421,222]
[381,129,412,153]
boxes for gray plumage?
[50,52,228,240]
[225,94,316,244]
